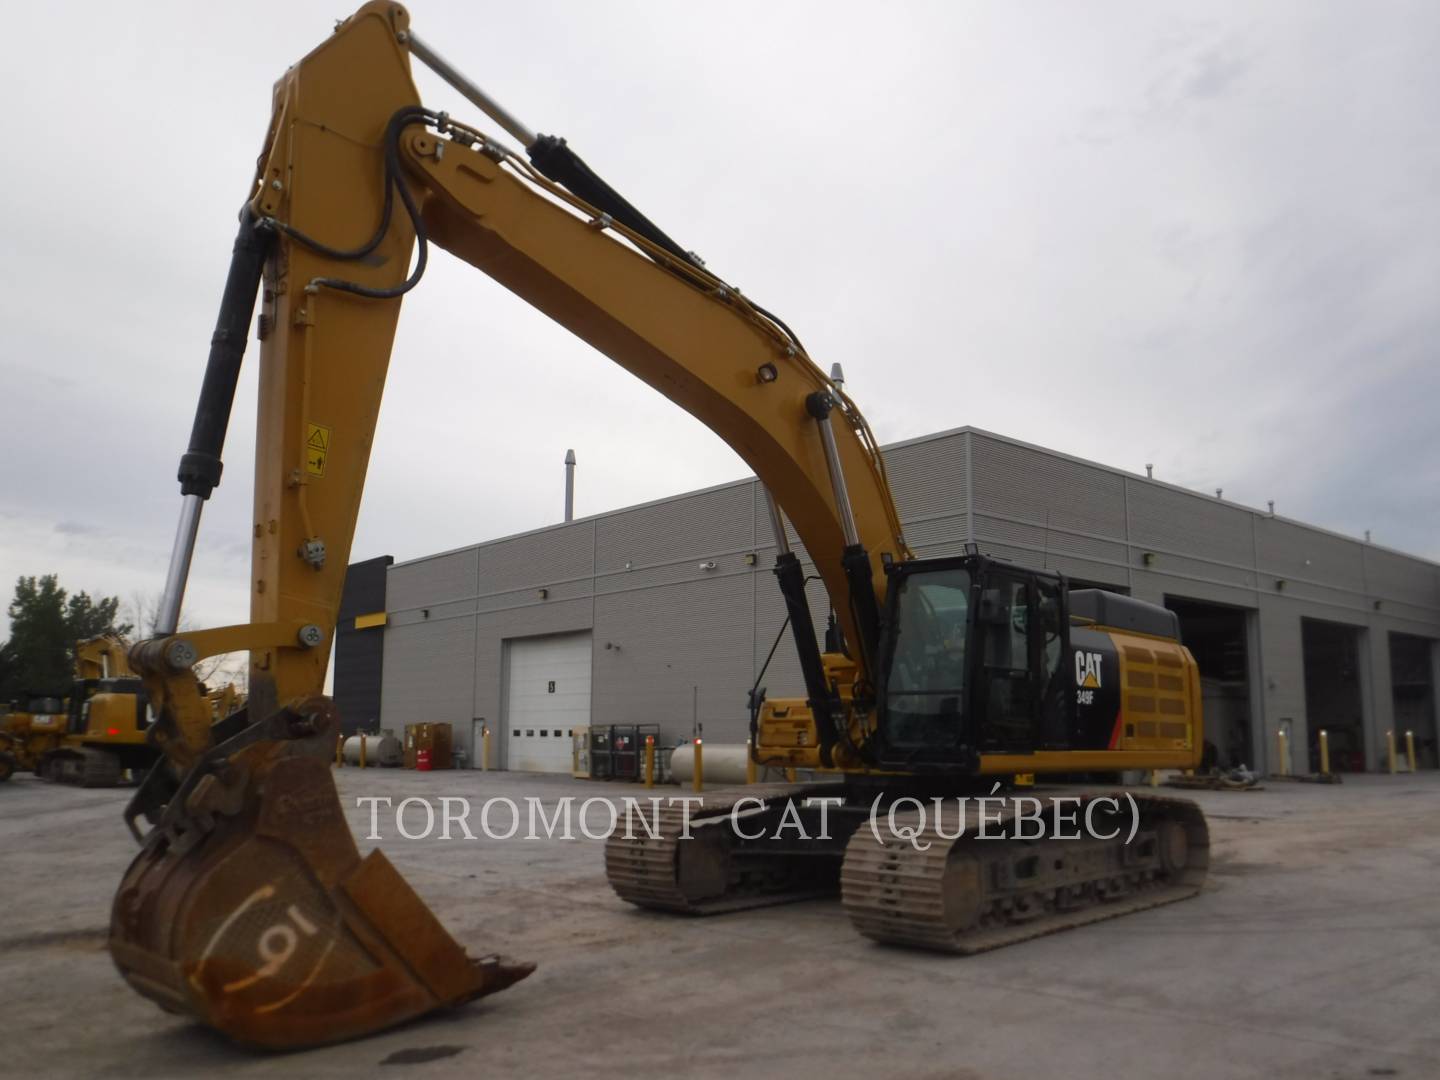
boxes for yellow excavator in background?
[112,3,1207,1050]
[1,636,156,786]
[0,695,64,780]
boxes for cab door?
[976,572,1039,754]
[975,571,1071,755]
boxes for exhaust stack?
[564,449,576,522]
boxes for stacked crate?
[403,722,454,770]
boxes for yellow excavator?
[0,636,154,786]
[112,2,1208,1050]
[40,635,156,786]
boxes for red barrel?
[417,748,432,772]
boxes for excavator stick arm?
[116,0,911,1050]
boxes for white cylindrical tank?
[343,730,403,767]
[667,742,789,786]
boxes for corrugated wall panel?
[477,523,595,593]
[592,576,755,745]
[380,615,477,731]
[597,560,753,595]
[883,432,968,524]
[388,598,475,627]
[477,577,593,613]
[596,483,755,573]
[1364,547,1439,605]
[386,549,477,611]
[1136,551,1258,592]
[1128,484,1254,568]
[901,513,970,551]
[972,434,1127,539]
[1254,518,1365,592]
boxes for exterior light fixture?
[744,553,757,566]
[1275,578,1286,591]
[537,588,549,599]
[1142,552,1156,567]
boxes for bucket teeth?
[109,722,532,1050]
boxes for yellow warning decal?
[306,422,331,477]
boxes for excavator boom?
[113,1,906,1049]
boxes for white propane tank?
[343,730,403,767]
[668,742,788,785]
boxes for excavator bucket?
[109,697,532,1049]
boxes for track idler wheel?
[109,696,533,1049]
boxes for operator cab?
[873,555,1070,771]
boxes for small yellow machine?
[0,638,153,786]
[0,697,67,777]
[109,2,1207,1051]
[32,636,156,787]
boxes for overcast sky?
[1,0,1436,639]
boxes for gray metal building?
[353,427,1440,776]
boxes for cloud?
[0,0,1434,651]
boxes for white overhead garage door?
[505,632,592,773]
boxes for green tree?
[0,575,132,701]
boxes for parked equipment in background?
[587,724,659,781]
[0,637,156,787]
[0,697,67,777]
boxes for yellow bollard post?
[482,725,492,772]
[644,735,655,789]
[692,738,704,794]
[1319,729,1330,776]
[785,767,797,783]
[1386,730,1397,774]
[1276,728,1290,777]
[1148,769,1159,787]
[1406,730,1417,773]
[336,733,343,768]
[359,732,367,769]
[745,737,757,785]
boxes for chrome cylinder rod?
[811,397,861,547]
[405,30,537,149]
[156,494,204,636]
[762,487,791,556]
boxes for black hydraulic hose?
[526,135,812,358]
[176,209,273,499]
[527,135,698,268]
[264,107,437,300]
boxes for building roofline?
[388,425,1437,573]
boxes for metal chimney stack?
[1145,463,1154,479]
[564,449,576,522]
